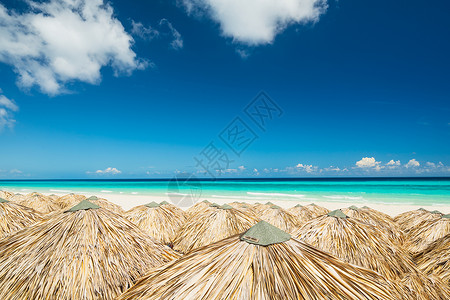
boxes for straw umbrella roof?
[0,200,180,300]
[397,272,450,300]
[395,209,442,233]
[53,193,87,209]
[118,221,397,300]
[0,190,14,199]
[405,214,450,254]
[84,195,125,214]
[159,201,186,219]
[13,192,59,214]
[172,204,260,254]
[125,202,187,245]
[414,233,450,285]
[287,203,315,223]
[0,198,43,239]
[293,209,417,280]
[304,202,330,217]
[341,205,405,245]
[47,194,60,201]
[258,205,300,233]
[184,200,212,219]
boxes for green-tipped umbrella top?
[348,205,359,210]
[209,203,221,208]
[0,198,9,203]
[294,204,303,208]
[86,196,99,201]
[65,200,100,212]
[418,208,427,211]
[430,210,442,214]
[201,200,211,204]
[270,205,281,209]
[219,204,233,210]
[442,214,450,219]
[240,220,291,246]
[361,206,370,209]
[160,201,170,205]
[327,209,348,219]
[265,202,274,206]
[144,202,161,208]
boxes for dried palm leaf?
[0,198,43,239]
[304,202,330,217]
[397,272,450,300]
[125,202,186,245]
[85,195,125,214]
[173,204,259,254]
[287,204,315,224]
[0,190,14,199]
[405,214,450,254]
[185,200,212,219]
[414,233,450,285]
[341,205,405,245]
[0,200,180,300]
[118,221,398,300]
[395,209,442,233]
[53,193,87,209]
[47,194,60,201]
[159,201,186,219]
[259,205,300,233]
[14,192,59,214]
[293,209,417,280]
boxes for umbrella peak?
[327,209,348,219]
[309,203,317,206]
[294,204,303,208]
[348,205,359,210]
[65,200,100,212]
[144,202,161,208]
[418,208,427,211]
[361,206,370,209]
[0,197,9,203]
[86,196,99,201]
[270,205,281,209]
[219,204,233,210]
[209,203,221,208]
[201,200,210,204]
[240,220,291,246]
[430,210,442,214]
[265,202,274,205]
[442,214,450,219]
[160,201,170,205]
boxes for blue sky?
[0,0,449,179]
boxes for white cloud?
[355,157,381,169]
[405,159,420,168]
[132,19,183,50]
[181,0,327,45]
[386,160,401,166]
[295,163,318,173]
[238,165,245,171]
[87,167,122,175]
[0,0,146,95]
[0,93,19,131]
[10,169,22,174]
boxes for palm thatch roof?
[304,202,330,217]
[125,202,187,245]
[0,190,14,199]
[293,209,417,280]
[397,272,450,300]
[228,201,253,211]
[159,201,186,219]
[47,194,60,201]
[172,205,260,254]
[85,195,125,214]
[184,200,212,219]
[118,221,397,300]
[0,198,43,239]
[14,192,59,214]
[0,200,180,300]
[405,214,450,254]
[287,203,315,223]
[258,205,300,233]
[414,233,450,285]
[53,193,87,209]
[341,205,405,245]
[395,209,442,233]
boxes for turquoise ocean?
[1,178,450,206]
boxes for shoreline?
[12,190,450,217]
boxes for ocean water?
[1,178,450,206]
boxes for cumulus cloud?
[132,19,183,50]
[0,0,146,95]
[87,167,122,175]
[295,163,318,173]
[181,0,327,45]
[0,92,19,131]
[355,157,381,170]
[405,159,420,168]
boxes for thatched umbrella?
[0,198,43,239]
[397,272,450,300]
[159,201,186,219]
[360,205,394,222]
[252,201,277,214]
[258,205,300,233]
[414,234,450,285]
[125,202,186,245]
[9,193,27,202]
[172,204,259,254]
[118,221,397,300]
[341,205,405,245]
[405,214,450,254]
[84,195,125,214]
[0,190,14,199]
[395,209,443,233]
[304,202,330,217]
[287,203,315,223]
[14,192,59,214]
[0,200,180,300]
[53,193,87,209]
[47,194,60,201]
[185,200,212,219]
[293,209,417,280]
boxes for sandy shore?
[39,191,450,217]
